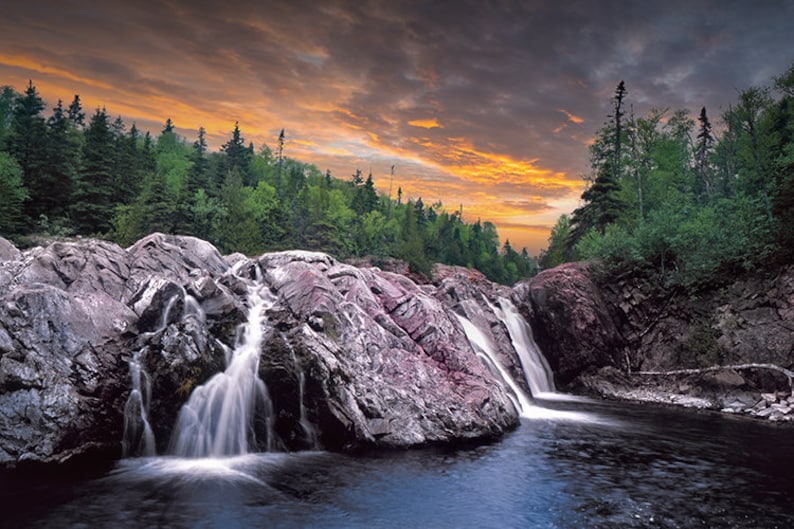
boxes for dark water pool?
[2,397,793,528]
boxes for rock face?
[522,259,794,420]
[515,262,626,384]
[0,234,526,467]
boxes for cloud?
[2,0,793,254]
[408,118,442,129]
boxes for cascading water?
[454,313,534,415]
[460,300,598,422]
[122,349,156,457]
[291,348,319,449]
[169,279,278,458]
[492,297,555,396]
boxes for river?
[2,396,793,528]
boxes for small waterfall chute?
[122,349,156,457]
[454,313,534,415]
[169,281,279,458]
[492,297,555,397]
[290,346,320,449]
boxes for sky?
[2,0,793,254]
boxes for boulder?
[0,237,20,262]
[516,262,626,383]
[256,252,519,451]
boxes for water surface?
[2,398,793,528]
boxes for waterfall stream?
[454,314,534,415]
[493,297,555,396]
[121,349,156,457]
[169,280,278,458]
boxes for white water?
[121,349,156,457]
[493,297,555,396]
[455,314,534,415]
[456,307,601,423]
[183,294,206,324]
[169,281,277,457]
[159,293,181,331]
[291,348,320,449]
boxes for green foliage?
[549,64,794,287]
[72,107,116,234]
[539,214,573,269]
[0,152,28,236]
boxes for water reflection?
[2,399,793,529]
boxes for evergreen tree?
[569,81,629,246]
[67,94,85,128]
[186,127,210,196]
[612,81,627,182]
[42,99,78,221]
[212,168,262,254]
[111,116,142,204]
[5,80,48,224]
[0,152,28,236]
[72,107,116,234]
[0,86,16,145]
[695,107,714,197]
[221,122,252,184]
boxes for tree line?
[0,81,535,285]
[539,62,794,285]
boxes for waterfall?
[122,349,156,457]
[183,294,206,324]
[492,297,555,396]
[169,280,278,458]
[291,348,319,449]
[158,293,181,332]
[455,314,534,415]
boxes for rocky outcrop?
[0,234,525,467]
[255,253,517,450]
[515,262,626,384]
[524,259,794,421]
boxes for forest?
[539,62,794,285]
[3,61,793,288]
[0,83,534,284]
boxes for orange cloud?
[408,118,442,129]
[558,109,585,124]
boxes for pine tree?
[0,86,16,145]
[695,107,714,197]
[569,81,627,246]
[5,80,48,224]
[42,99,78,220]
[612,81,627,182]
[72,107,116,234]
[186,126,210,196]
[67,95,85,128]
[221,122,252,185]
[0,152,28,236]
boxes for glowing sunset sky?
[2,1,792,254]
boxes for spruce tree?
[695,107,714,197]
[5,81,48,225]
[0,86,16,146]
[72,107,116,234]
[42,99,78,220]
[0,152,28,237]
[67,94,85,128]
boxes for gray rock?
[0,237,20,262]
[0,237,529,466]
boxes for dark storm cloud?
[2,0,792,252]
